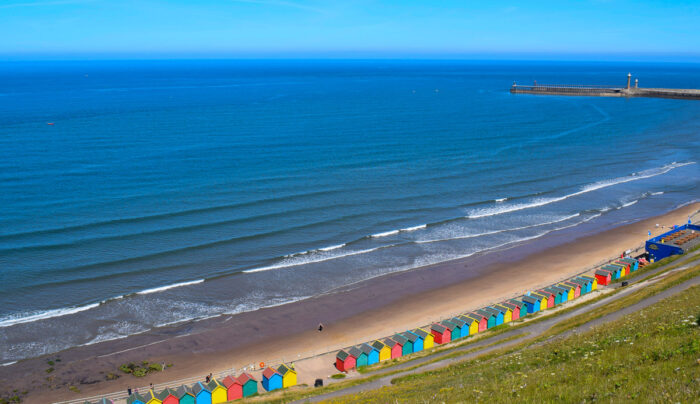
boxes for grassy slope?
[328,284,700,403]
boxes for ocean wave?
[416,213,581,244]
[620,200,638,208]
[135,279,205,295]
[371,229,400,238]
[243,245,389,274]
[401,224,427,232]
[651,191,664,196]
[495,198,508,202]
[318,243,346,252]
[0,302,100,328]
[466,161,694,219]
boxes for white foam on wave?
[1,361,17,367]
[651,191,664,196]
[495,197,508,202]
[243,246,387,274]
[466,161,694,219]
[318,243,346,252]
[371,229,400,238]
[136,279,205,295]
[0,302,101,328]
[416,213,581,245]
[401,224,427,232]
[620,200,638,208]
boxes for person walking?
[127,386,132,396]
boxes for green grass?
[326,283,700,403]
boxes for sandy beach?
[2,202,698,403]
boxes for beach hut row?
[335,260,639,372]
[124,372,258,404]
[261,363,297,392]
[594,257,639,286]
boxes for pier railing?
[510,84,623,95]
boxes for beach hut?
[500,302,520,321]
[430,323,451,344]
[360,343,380,365]
[222,376,243,401]
[459,315,480,335]
[562,281,581,298]
[176,385,196,404]
[192,382,211,404]
[277,363,297,388]
[403,331,423,352]
[237,373,257,398]
[595,269,612,286]
[383,338,403,359]
[542,288,562,306]
[621,257,639,272]
[609,262,627,278]
[615,260,631,275]
[557,283,576,300]
[392,334,412,356]
[336,349,356,372]
[414,328,435,349]
[507,299,527,318]
[372,340,391,361]
[141,390,162,404]
[521,295,540,314]
[261,367,283,392]
[465,313,487,332]
[549,285,569,303]
[483,307,504,325]
[475,310,497,329]
[450,317,467,338]
[158,388,179,404]
[127,395,146,404]
[576,277,594,293]
[532,292,552,310]
[492,305,512,323]
[580,275,598,291]
[207,378,227,404]
[440,320,458,340]
[569,278,589,295]
[348,346,367,367]
[603,264,622,280]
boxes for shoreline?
[3,201,698,403]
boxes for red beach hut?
[563,281,581,298]
[430,323,451,344]
[335,349,356,372]
[595,269,612,286]
[158,388,179,404]
[222,375,243,401]
[536,290,555,308]
[383,338,403,359]
[466,313,488,332]
[500,302,520,320]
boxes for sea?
[1,59,698,364]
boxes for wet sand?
[3,202,698,403]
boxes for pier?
[510,73,700,100]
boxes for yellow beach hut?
[493,304,513,323]
[141,390,162,404]
[531,292,548,311]
[207,378,228,404]
[277,363,297,388]
[372,340,391,362]
[558,283,575,301]
[414,328,435,349]
[459,315,479,336]
[580,275,598,291]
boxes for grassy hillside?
[328,284,700,403]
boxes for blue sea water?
[0,60,698,362]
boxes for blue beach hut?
[603,264,621,280]
[550,285,568,303]
[403,331,423,352]
[177,385,196,404]
[393,333,412,356]
[360,343,379,365]
[262,367,283,392]
[450,317,467,339]
[192,382,212,404]
[507,299,527,318]
[576,277,593,294]
[483,307,503,326]
[126,393,146,404]
[476,309,497,328]
[521,296,539,314]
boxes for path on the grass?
[299,253,700,403]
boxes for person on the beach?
[149,383,153,390]
[205,374,211,383]
[318,323,324,332]
[127,387,132,396]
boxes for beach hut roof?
[278,363,295,375]
[522,295,539,304]
[371,340,386,351]
[431,323,446,333]
[383,338,397,347]
[401,331,418,342]
[207,378,223,391]
[476,309,496,318]
[263,367,280,380]
[450,317,466,327]
[557,282,574,290]
[603,264,621,271]
[621,258,637,264]
[508,299,525,308]
[193,382,210,395]
[489,306,506,314]
[459,315,475,325]
[542,287,560,296]
[222,375,242,388]
[595,269,612,276]
[237,372,256,384]
[500,302,517,310]
[412,328,429,338]
[579,275,595,281]
[158,388,178,401]
[392,333,408,345]
[348,346,363,357]
[440,320,456,331]
[548,285,567,293]
[126,394,145,404]
[467,312,485,321]
[176,385,194,397]
[360,343,375,355]
[337,349,350,361]
[142,390,158,400]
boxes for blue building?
[262,367,283,391]
[192,382,212,404]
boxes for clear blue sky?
[1,0,699,60]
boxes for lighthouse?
[627,73,631,89]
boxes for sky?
[1,0,699,60]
